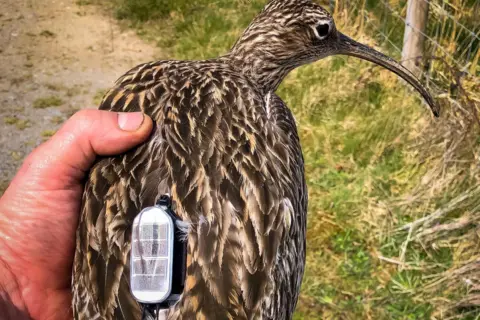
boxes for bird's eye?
[316,23,330,39]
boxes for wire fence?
[330,2,480,316]
[334,0,479,94]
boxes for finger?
[50,109,153,171]
[14,110,153,187]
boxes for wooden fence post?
[402,0,430,76]
[329,0,335,14]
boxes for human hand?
[0,110,153,320]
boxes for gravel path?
[0,0,160,194]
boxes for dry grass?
[389,66,480,318]
[333,3,480,318]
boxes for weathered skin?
[72,1,437,319]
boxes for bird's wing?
[260,94,307,320]
[73,61,295,319]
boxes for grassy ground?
[99,0,480,318]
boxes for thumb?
[12,110,153,190]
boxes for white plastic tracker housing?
[130,206,175,304]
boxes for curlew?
[72,1,439,319]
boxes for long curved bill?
[336,32,440,117]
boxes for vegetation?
[93,89,109,106]
[39,30,56,38]
[111,0,211,21]
[41,130,57,139]
[0,180,9,196]
[4,116,31,130]
[33,96,64,109]
[104,0,480,318]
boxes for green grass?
[41,130,56,138]
[112,0,212,21]
[50,116,65,125]
[0,180,9,197]
[33,96,64,109]
[4,116,31,130]
[104,1,480,318]
[45,83,66,91]
[93,89,108,106]
[75,0,95,5]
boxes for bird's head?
[229,0,439,117]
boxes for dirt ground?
[0,0,161,194]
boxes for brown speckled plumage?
[72,1,438,319]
